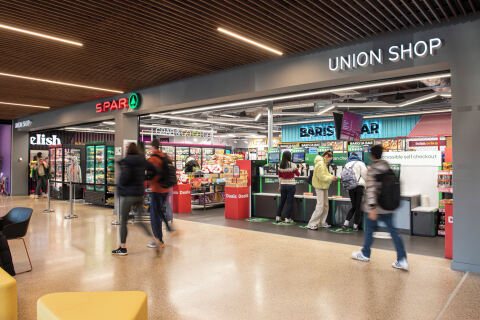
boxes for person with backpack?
[341,152,368,231]
[306,150,338,230]
[276,150,301,223]
[147,139,177,249]
[112,143,153,256]
[352,145,408,271]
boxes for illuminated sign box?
[96,93,141,113]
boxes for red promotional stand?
[445,202,453,259]
[225,160,252,219]
[225,186,250,219]
[172,184,191,213]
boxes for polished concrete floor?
[177,208,445,258]
[2,196,479,320]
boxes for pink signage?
[340,111,363,141]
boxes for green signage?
[129,93,141,110]
[268,147,280,153]
[318,146,333,153]
[333,152,348,166]
[292,147,306,153]
[347,145,363,152]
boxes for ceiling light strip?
[399,93,440,107]
[317,105,336,115]
[0,23,83,47]
[151,114,263,129]
[170,73,451,115]
[217,27,283,55]
[140,124,216,133]
[0,101,50,109]
[0,72,123,93]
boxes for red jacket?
[148,150,171,194]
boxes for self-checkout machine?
[254,147,281,219]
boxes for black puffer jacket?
[118,154,151,197]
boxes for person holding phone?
[306,150,338,230]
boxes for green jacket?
[312,155,334,190]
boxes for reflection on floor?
[1,196,479,320]
[177,208,445,258]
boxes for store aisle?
[2,196,479,320]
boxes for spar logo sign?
[96,93,142,113]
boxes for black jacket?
[184,159,200,173]
[117,155,153,197]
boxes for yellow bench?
[37,291,148,320]
[0,267,17,320]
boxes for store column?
[450,23,480,274]
[267,103,273,148]
[113,112,139,215]
[11,129,29,196]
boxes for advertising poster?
[340,111,363,141]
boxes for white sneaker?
[306,225,318,230]
[275,216,282,222]
[392,258,409,271]
[352,251,370,262]
[322,223,332,228]
[285,218,294,223]
[147,242,157,248]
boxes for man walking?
[147,139,174,249]
[352,145,409,271]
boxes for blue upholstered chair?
[1,207,33,274]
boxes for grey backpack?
[341,163,359,191]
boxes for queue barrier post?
[42,180,54,213]
[65,181,78,219]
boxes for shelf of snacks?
[106,146,115,185]
[438,199,453,237]
[438,170,453,193]
[190,147,202,162]
[201,153,244,174]
[176,147,190,170]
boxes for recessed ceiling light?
[217,27,283,56]
[0,23,83,47]
[0,101,50,109]
[0,72,123,93]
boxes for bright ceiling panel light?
[334,103,397,109]
[0,23,83,46]
[398,93,440,107]
[0,101,50,109]
[102,121,115,125]
[217,27,283,56]
[0,72,123,93]
[317,105,336,115]
[170,73,451,115]
[151,114,263,129]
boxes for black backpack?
[149,154,177,188]
[376,168,401,211]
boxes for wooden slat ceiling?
[0,0,478,120]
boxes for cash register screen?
[292,152,305,163]
[268,153,280,163]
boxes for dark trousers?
[119,196,144,244]
[346,186,365,226]
[36,175,48,195]
[276,184,296,219]
[150,192,171,242]
[362,214,407,261]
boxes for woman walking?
[276,151,301,223]
[307,150,337,230]
[112,143,151,256]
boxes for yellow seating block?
[37,291,148,320]
[0,267,17,320]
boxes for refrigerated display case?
[85,143,113,206]
[202,148,214,164]
[48,145,85,200]
[176,147,190,170]
[162,146,175,158]
[190,147,201,162]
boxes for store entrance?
[140,72,452,258]
[28,122,115,207]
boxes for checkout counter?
[253,147,421,233]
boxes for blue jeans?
[362,214,407,261]
[150,193,171,242]
[276,184,296,219]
